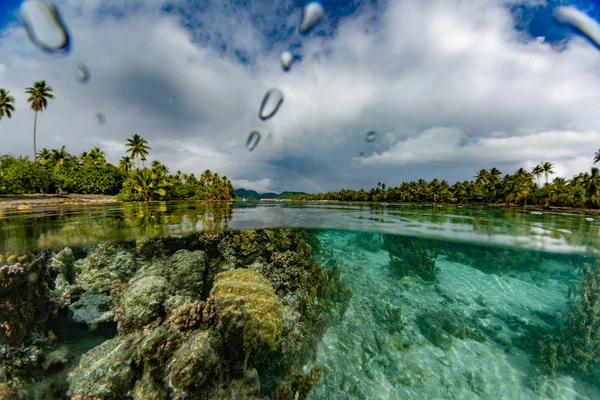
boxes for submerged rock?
[0,251,58,347]
[167,249,208,298]
[62,230,348,399]
[69,291,112,325]
[116,275,168,331]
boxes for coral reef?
[62,229,347,399]
[537,259,600,377]
[383,234,440,282]
[0,250,57,347]
[354,232,383,253]
[211,268,283,350]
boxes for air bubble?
[554,6,600,48]
[94,112,106,126]
[280,50,293,71]
[73,63,90,84]
[300,2,325,33]
[21,0,71,54]
[258,89,284,120]
[365,130,377,143]
[246,131,261,151]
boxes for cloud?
[1,0,600,192]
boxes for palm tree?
[151,160,169,177]
[594,149,600,165]
[200,170,212,189]
[50,146,72,169]
[0,89,16,120]
[87,146,106,168]
[25,80,55,160]
[585,167,600,207]
[124,168,169,202]
[118,156,134,173]
[125,134,150,168]
[542,161,555,186]
[37,148,52,165]
[532,164,544,187]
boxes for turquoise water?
[0,202,599,399]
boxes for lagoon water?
[1,201,599,399]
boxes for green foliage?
[292,162,600,209]
[537,259,600,377]
[0,156,51,194]
[74,166,125,195]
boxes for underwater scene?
[1,202,599,399]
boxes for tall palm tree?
[25,80,55,160]
[532,164,544,187]
[542,161,555,186]
[0,89,16,120]
[125,134,150,168]
[118,156,134,173]
[594,149,600,165]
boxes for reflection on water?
[1,201,599,255]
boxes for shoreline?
[0,194,598,216]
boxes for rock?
[52,247,75,284]
[69,291,111,325]
[417,313,453,350]
[117,276,168,330]
[67,333,143,397]
[167,250,208,298]
[0,251,58,347]
[167,330,223,398]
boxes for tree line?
[0,82,234,202]
[292,158,600,209]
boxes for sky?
[1,0,600,194]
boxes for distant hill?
[234,188,307,200]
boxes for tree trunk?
[33,110,38,160]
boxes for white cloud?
[358,128,600,172]
[1,0,600,192]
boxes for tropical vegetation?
[0,136,234,201]
[292,159,600,209]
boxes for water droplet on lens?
[94,112,106,126]
[21,0,71,54]
[300,2,325,33]
[280,50,293,71]
[554,6,600,48]
[258,89,284,120]
[246,131,261,151]
[73,62,90,83]
[365,130,377,143]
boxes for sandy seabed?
[306,231,600,400]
